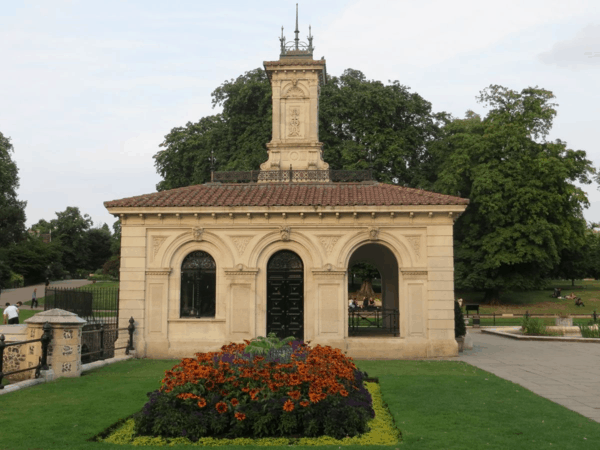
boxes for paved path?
[1,280,93,310]
[459,329,600,423]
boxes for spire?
[279,4,314,59]
[294,3,300,50]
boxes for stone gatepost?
[25,309,87,379]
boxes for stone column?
[25,309,87,379]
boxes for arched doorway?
[266,250,304,340]
[348,243,399,336]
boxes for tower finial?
[294,3,299,50]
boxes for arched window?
[180,251,216,318]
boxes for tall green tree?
[52,206,93,275]
[434,85,594,302]
[86,224,112,271]
[153,68,445,190]
[0,131,27,285]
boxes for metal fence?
[45,285,120,363]
[81,318,135,364]
[348,308,399,337]
[0,323,51,389]
[44,286,119,326]
[467,312,599,327]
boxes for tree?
[153,68,445,190]
[6,235,61,283]
[434,86,595,302]
[86,224,112,271]
[0,131,27,249]
[154,69,271,190]
[320,69,447,187]
[52,206,93,275]
[349,262,380,299]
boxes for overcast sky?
[2,0,600,230]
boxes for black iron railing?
[81,317,135,363]
[348,308,399,337]
[469,311,600,327]
[212,169,372,183]
[0,322,52,389]
[45,286,119,326]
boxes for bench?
[465,304,479,316]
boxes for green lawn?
[457,279,600,315]
[1,359,599,449]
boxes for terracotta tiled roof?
[104,183,468,209]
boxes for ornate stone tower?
[260,6,329,174]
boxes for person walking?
[3,301,22,324]
[31,288,38,308]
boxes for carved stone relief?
[231,236,252,256]
[288,108,301,137]
[192,227,204,241]
[406,236,421,259]
[280,227,291,241]
[317,235,341,256]
[152,236,167,259]
[368,227,379,240]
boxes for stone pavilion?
[104,14,468,359]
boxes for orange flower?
[235,412,246,421]
[249,388,260,400]
[288,390,301,400]
[197,398,207,408]
[205,380,215,390]
[283,399,295,412]
[215,402,228,414]
[300,400,310,407]
[231,398,239,407]
[340,389,348,397]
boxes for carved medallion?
[368,227,379,240]
[317,235,340,256]
[231,236,252,256]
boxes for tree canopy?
[433,86,595,300]
[153,68,446,190]
[0,131,27,285]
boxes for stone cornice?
[312,264,346,277]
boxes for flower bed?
[132,340,375,441]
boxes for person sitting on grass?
[575,297,585,307]
[565,292,577,300]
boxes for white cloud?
[538,24,600,68]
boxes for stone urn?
[555,317,573,327]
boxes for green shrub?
[578,323,600,338]
[454,301,466,338]
[521,316,548,335]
